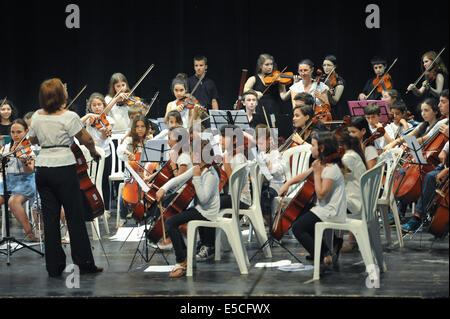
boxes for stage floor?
[0,214,448,300]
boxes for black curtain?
[0,0,448,127]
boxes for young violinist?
[187,55,220,110]
[28,78,103,277]
[407,51,448,99]
[347,116,378,169]
[358,57,393,101]
[165,73,197,129]
[0,119,39,242]
[336,129,367,252]
[105,73,134,134]
[321,55,346,118]
[290,103,328,147]
[384,97,443,151]
[116,115,153,227]
[255,124,286,224]
[81,92,117,219]
[289,59,330,109]
[364,103,389,152]
[155,138,221,278]
[0,99,18,136]
[383,100,412,143]
[243,54,290,125]
[242,90,265,128]
[279,131,347,265]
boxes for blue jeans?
[415,165,444,218]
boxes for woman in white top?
[289,59,330,109]
[155,139,221,278]
[280,132,347,265]
[28,78,102,277]
[347,116,378,169]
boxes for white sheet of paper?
[125,162,150,193]
[403,135,428,164]
[110,226,146,242]
[144,265,175,272]
[250,148,273,181]
[255,260,291,268]
[278,263,314,272]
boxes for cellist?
[279,132,346,266]
[401,90,449,233]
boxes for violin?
[176,96,201,110]
[90,113,111,137]
[367,58,397,98]
[263,70,295,85]
[363,127,385,147]
[313,69,333,123]
[117,95,144,107]
[10,138,34,161]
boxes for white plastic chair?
[377,148,404,248]
[313,160,387,281]
[228,162,271,258]
[271,145,312,232]
[186,163,250,277]
[79,145,108,240]
[108,137,125,213]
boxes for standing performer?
[187,55,220,110]
[358,57,394,101]
[407,50,448,100]
[28,78,103,277]
[321,55,346,119]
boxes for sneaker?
[196,245,215,262]
[401,217,421,233]
[388,212,395,226]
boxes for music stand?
[209,110,250,131]
[348,100,391,123]
[0,151,44,265]
[247,148,304,264]
[157,117,168,132]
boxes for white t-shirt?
[230,152,251,206]
[384,122,412,140]
[369,125,386,150]
[289,80,329,106]
[105,95,130,133]
[443,141,449,154]
[29,110,83,167]
[364,145,378,164]
[257,149,286,194]
[311,163,347,223]
[342,150,366,216]
[85,115,114,157]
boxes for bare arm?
[75,128,99,160]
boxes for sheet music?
[141,139,169,163]
[209,110,250,130]
[125,162,150,193]
[403,135,428,165]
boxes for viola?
[263,70,295,85]
[10,138,34,161]
[146,163,214,243]
[70,143,104,221]
[272,147,345,240]
[90,113,111,137]
[393,118,449,203]
[428,173,449,238]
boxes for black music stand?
[0,152,44,265]
[126,142,171,271]
[247,147,304,264]
[209,110,250,131]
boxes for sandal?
[23,232,40,243]
[169,260,187,278]
[61,235,70,244]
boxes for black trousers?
[291,211,330,259]
[102,153,112,210]
[165,207,214,263]
[36,165,96,275]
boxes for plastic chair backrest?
[378,148,404,198]
[360,160,385,224]
[229,163,248,222]
[248,161,263,208]
[110,135,125,176]
[108,139,117,175]
[282,145,311,194]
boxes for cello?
[428,173,449,238]
[393,118,449,202]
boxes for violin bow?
[262,106,272,129]
[407,47,446,94]
[0,97,7,109]
[128,64,155,97]
[142,91,159,116]
[158,202,167,242]
[66,85,87,110]
[262,66,288,96]
[367,58,398,98]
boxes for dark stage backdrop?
[0,0,448,132]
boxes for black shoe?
[80,266,103,274]
[333,238,343,268]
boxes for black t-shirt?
[0,124,11,136]
[187,75,219,109]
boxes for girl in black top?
[0,99,18,136]
[321,55,346,119]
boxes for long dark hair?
[349,116,373,146]
[336,128,367,168]
[130,115,150,153]
[312,131,344,169]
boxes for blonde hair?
[86,92,107,113]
